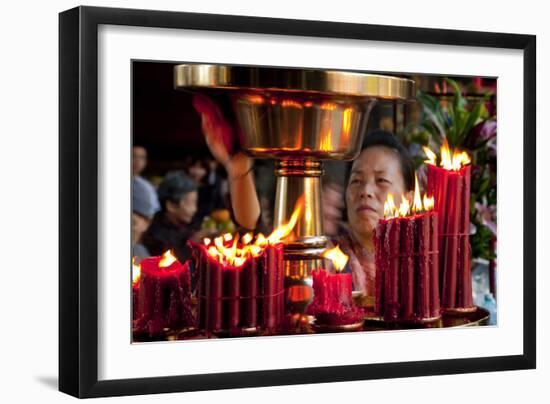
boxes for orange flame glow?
[383,175,434,218]
[132,257,141,286]
[424,139,470,170]
[159,250,177,267]
[322,245,349,272]
[423,146,437,166]
[266,195,305,245]
[202,196,305,267]
[412,174,423,213]
[423,194,435,211]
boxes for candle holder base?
[310,320,364,333]
[399,315,442,325]
[213,326,259,338]
[442,306,478,315]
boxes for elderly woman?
[193,95,414,301]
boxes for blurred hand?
[323,183,345,236]
[192,94,252,178]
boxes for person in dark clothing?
[142,171,212,263]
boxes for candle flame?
[159,250,177,267]
[322,245,349,272]
[242,232,253,245]
[439,139,471,170]
[412,174,423,213]
[398,194,411,217]
[201,196,304,267]
[423,194,435,211]
[423,146,437,166]
[203,237,211,246]
[384,176,434,218]
[267,195,305,244]
[132,257,141,286]
[384,193,397,217]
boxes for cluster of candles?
[374,176,441,323]
[192,232,285,335]
[424,140,475,313]
[374,141,474,323]
[191,196,305,335]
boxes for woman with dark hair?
[193,95,414,299]
[336,130,414,297]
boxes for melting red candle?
[308,245,363,326]
[133,250,195,337]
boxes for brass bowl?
[174,64,415,160]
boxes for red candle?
[458,165,474,309]
[415,213,430,319]
[261,243,284,331]
[442,172,462,309]
[240,257,258,328]
[309,268,356,325]
[386,218,401,321]
[374,220,387,315]
[223,264,241,330]
[429,211,441,318]
[400,218,415,319]
[427,164,449,273]
[204,251,223,332]
[133,251,194,337]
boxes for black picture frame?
[59,5,536,398]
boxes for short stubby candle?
[424,140,475,313]
[374,175,441,323]
[308,246,363,326]
[133,250,195,337]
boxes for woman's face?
[345,146,408,242]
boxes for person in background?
[183,156,227,227]
[132,177,156,261]
[141,171,213,263]
[132,145,160,215]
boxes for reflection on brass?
[234,95,375,160]
[310,320,364,333]
[174,64,415,100]
[174,64,416,317]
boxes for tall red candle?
[415,214,431,319]
[262,243,284,331]
[400,218,415,319]
[240,257,258,328]
[204,253,223,333]
[429,211,441,318]
[386,218,401,321]
[442,172,462,308]
[223,264,241,330]
[374,220,387,315]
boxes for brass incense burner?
[174,64,415,313]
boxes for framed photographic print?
[59,5,536,398]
